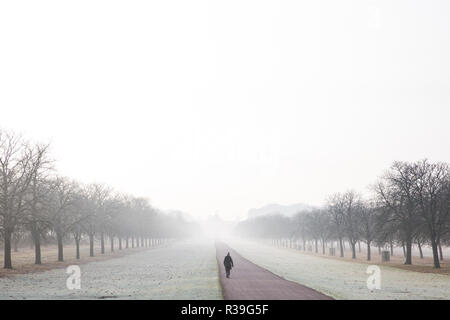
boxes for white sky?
[1,0,449,220]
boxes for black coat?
[224,255,234,269]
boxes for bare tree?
[0,130,47,268]
[292,211,309,251]
[232,159,450,269]
[84,184,110,257]
[375,162,420,265]
[340,191,362,259]
[316,210,333,254]
[70,187,91,259]
[327,193,347,257]
[103,195,124,252]
[303,211,320,253]
[410,160,449,268]
[23,144,52,264]
[46,177,79,262]
[359,201,379,261]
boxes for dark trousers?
[225,267,231,278]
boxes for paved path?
[216,241,333,300]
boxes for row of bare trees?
[0,129,191,269]
[235,160,450,268]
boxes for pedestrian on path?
[223,252,234,278]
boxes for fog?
[1,0,449,220]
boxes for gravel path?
[228,240,450,300]
[0,239,222,300]
[216,242,332,300]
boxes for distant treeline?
[0,128,195,269]
[234,160,450,268]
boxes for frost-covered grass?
[0,239,222,300]
[228,240,450,300]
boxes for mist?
[1,0,449,304]
[2,0,449,220]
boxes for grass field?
[295,245,450,275]
[228,239,450,300]
[0,239,222,299]
[261,240,450,275]
[2,237,449,300]
[0,241,156,278]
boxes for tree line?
[234,160,450,268]
[0,128,192,269]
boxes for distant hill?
[247,203,314,219]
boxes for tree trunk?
[119,237,122,250]
[438,241,444,261]
[404,240,412,265]
[57,233,64,262]
[89,233,94,257]
[417,241,424,259]
[339,237,344,257]
[402,242,406,257]
[390,241,394,256]
[75,238,80,259]
[126,237,129,249]
[132,237,134,248]
[351,242,356,259]
[358,241,361,253]
[367,242,371,261]
[3,229,13,269]
[314,239,318,253]
[322,240,326,254]
[302,239,306,251]
[34,236,41,264]
[430,237,440,268]
[110,235,114,252]
[101,232,105,254]
[31,227,41,265]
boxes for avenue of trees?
[235,160,450,268]
[0,128,193,269]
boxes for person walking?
[223,252,234,278]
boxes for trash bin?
[381,250,390,262]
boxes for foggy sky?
[1,0,449,220]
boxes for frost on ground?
[0,239,222,300]
[228,240,450,300]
